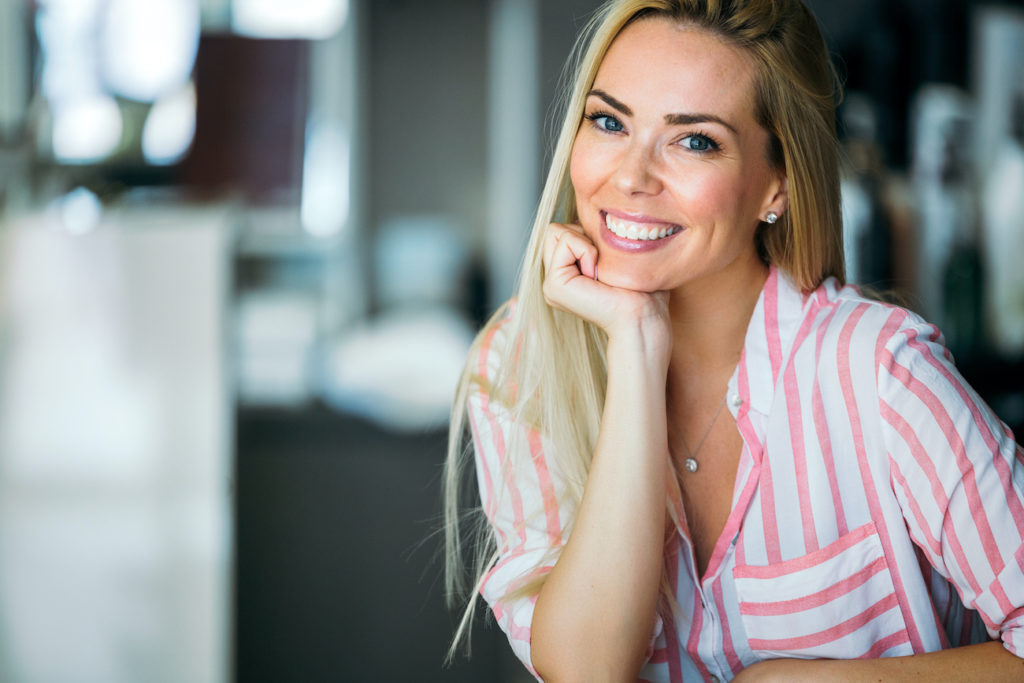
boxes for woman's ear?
[762,171,789,219]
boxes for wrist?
[606,320,672,381]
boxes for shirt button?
[730,393,743,408]
[709,676,720,683]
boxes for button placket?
[700,580,725,683]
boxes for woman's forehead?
[593,18,758,123]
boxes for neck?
[667,256,769,381]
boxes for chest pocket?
[732,522,914,660]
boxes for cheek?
[568,147,589,200]
[668,170,743,218]
[568,136,607,201]
[676,161,769,219]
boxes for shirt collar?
[727,265,815,419]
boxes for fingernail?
[594,265,599,281]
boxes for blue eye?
[681,134,718,152]
[598,116,624,132]
[585,112,624,133]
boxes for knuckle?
[542,280,562,308]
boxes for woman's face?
[569,18,786,294]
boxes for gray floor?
[236,407,532,682]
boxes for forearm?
[531,330,669,682]
[737,641,1024,682]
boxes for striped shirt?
[467,266,1024,682]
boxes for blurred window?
[50,95,123,164]
[99,0,200,102]
[35,0,200,165]
[142,83,198,166]
[231,0,347,39]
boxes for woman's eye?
[590,114,624,132]
[680,134,717,152]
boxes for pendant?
[684,457,698,473]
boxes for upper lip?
[602,208,679,225]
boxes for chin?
[596,266,665,293]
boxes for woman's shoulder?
[809,277,950,374]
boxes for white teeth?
[605,214,680,241]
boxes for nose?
[612,142,663,196]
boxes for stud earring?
[765,212,779,224]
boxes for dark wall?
[366,0,489,248]
[235,408,526,682]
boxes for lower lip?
[600,213,684,253]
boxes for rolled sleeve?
[878,318,1024,654]
[465,329,574,676]
[984,545,1024,656]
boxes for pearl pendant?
[684,457,698,473]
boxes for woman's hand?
[541,222,671,362]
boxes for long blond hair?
[443,0,843,659]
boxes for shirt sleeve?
[465,324,574,678]
[877,318,1024,656]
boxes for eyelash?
[680,128,722,153]
[583,110,722,153]
[584,110,624,133]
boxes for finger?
[578,247,596,280]
[542,227,562,272]
[560,223,594,276]
[542,223,581,269]
[550,230,598,282]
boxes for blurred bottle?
[911,86,982,359]
[840,93,892,289]
[981,93,1024,359]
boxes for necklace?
[678,394,728,473]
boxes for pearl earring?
[765,212,778,224]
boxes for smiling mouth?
[603,212,683,241]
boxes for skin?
[532,16,1024,683]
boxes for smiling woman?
[443,1,1024,682]
[569,22,784,294]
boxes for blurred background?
[0,0,1022,681]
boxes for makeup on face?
[568,18,784,294]
[600,209,683,253]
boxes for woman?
[444,0,1024,680]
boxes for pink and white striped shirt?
[467,266,1024,682]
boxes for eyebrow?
[664,112,738,135]
[586,89,738,135]
[588,89,633,116]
